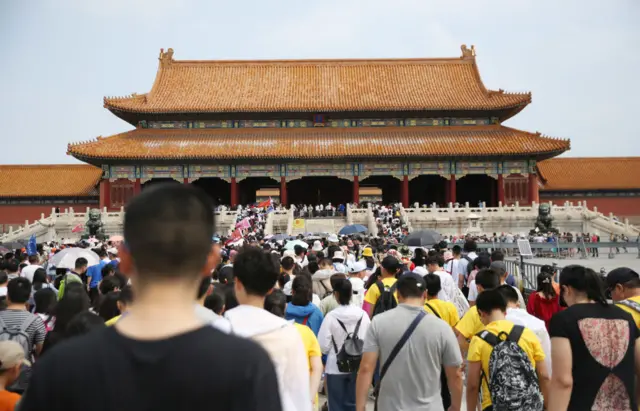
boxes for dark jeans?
[327,373,357,411]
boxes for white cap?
[328,234,339,243]
[349,260,367,273]
[332,251,345,261]
[107,247,118,255]
[413,266,428,276]
[312,240,323,252]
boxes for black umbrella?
[402,230,442,247]
[0,241,26,250]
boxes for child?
[0,341,28,409]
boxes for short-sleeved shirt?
[424,299,460,328]
[468,319,545,410]
[616,295,640,329]
[364,277,397,307]
[294,323,321,405]
[363,304,462,411]
[455,306,484,339]
[549,303,639,411]
[0,390,20,411]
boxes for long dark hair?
[53,282,91,332]
[264,289,287,318]
[32,268,48,291]
[536,272,556,299]
[365,267,382,290]
[291,275,312,306]
[559,265,608,306]
[333,278,352,305]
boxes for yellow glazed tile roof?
[539,157,640,191]
[0,164,102,197]
[104,47,531,114]
[68,125,569,161]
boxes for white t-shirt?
[506,308,552,375]
[21,265,43,283]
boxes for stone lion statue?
[85,208,106,240]
[531,203,559,235]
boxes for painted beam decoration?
[503,161,527,175]
[236,164,279,179]
[143,118,495,129]
[408,162,451,178]
[109,165,136,180]
[188,165,230,179]
[456,161,499,176]
[360,163,404,179]
[140,165,184,183]
[287,163,352,179]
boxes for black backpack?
[372,280,398,317]
[331,317,364,373]
[477,325,543,411]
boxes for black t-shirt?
[549,303,638,411]
[20,326,282,411]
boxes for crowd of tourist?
[0,183,639,411]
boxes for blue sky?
[1,0,638,164]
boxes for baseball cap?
[0,341,30,370]
[606,267,640,289]
[396,272,426,290]
[490,261,507,277]
[381,255,402,272]
[107,247,118,256]
[328,234,339,243]
[349,260,367,273]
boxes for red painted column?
[352,176,359,204]
[449,175,457,204]
[230,177,238,207]
[133,178,141,195]
[99,179,111,210]
[497,174,505,205]
[401,175,409,207]
[528,173,539,205]
[280,177,288,206]
[183,178,189,184]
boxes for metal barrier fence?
[474,242,640,292]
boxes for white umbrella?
[283,239,309,250]
[49,248,100,269]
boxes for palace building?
[1,46,639,232]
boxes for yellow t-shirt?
[294,323,321,406]
[424,299,460,327]
[616,296,640,329]
[364,277,398,307]
[467,320,545,410]
[455,305,484,339]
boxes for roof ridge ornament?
[460,44,476,59]
[159,48,175,65]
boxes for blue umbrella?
[339,224,368,235]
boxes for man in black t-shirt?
[20,183,282,411]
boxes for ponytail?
[536,272,556,299]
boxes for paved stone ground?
[318,387,468,410]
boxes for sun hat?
[362,247,373,258]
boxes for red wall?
[0,203,96,233]
[540,195,640,222]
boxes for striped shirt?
[0,309,47,355]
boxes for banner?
[293,219,305,229]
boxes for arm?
[548,337,573,411]
[454,327,469,355]
[309,355,323,406]
[466,361,482,411]
[445,364,463,411]
[535,360,551,409]
[317,316,332,354]
[356,351,378,411]
[635,337,640,405]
